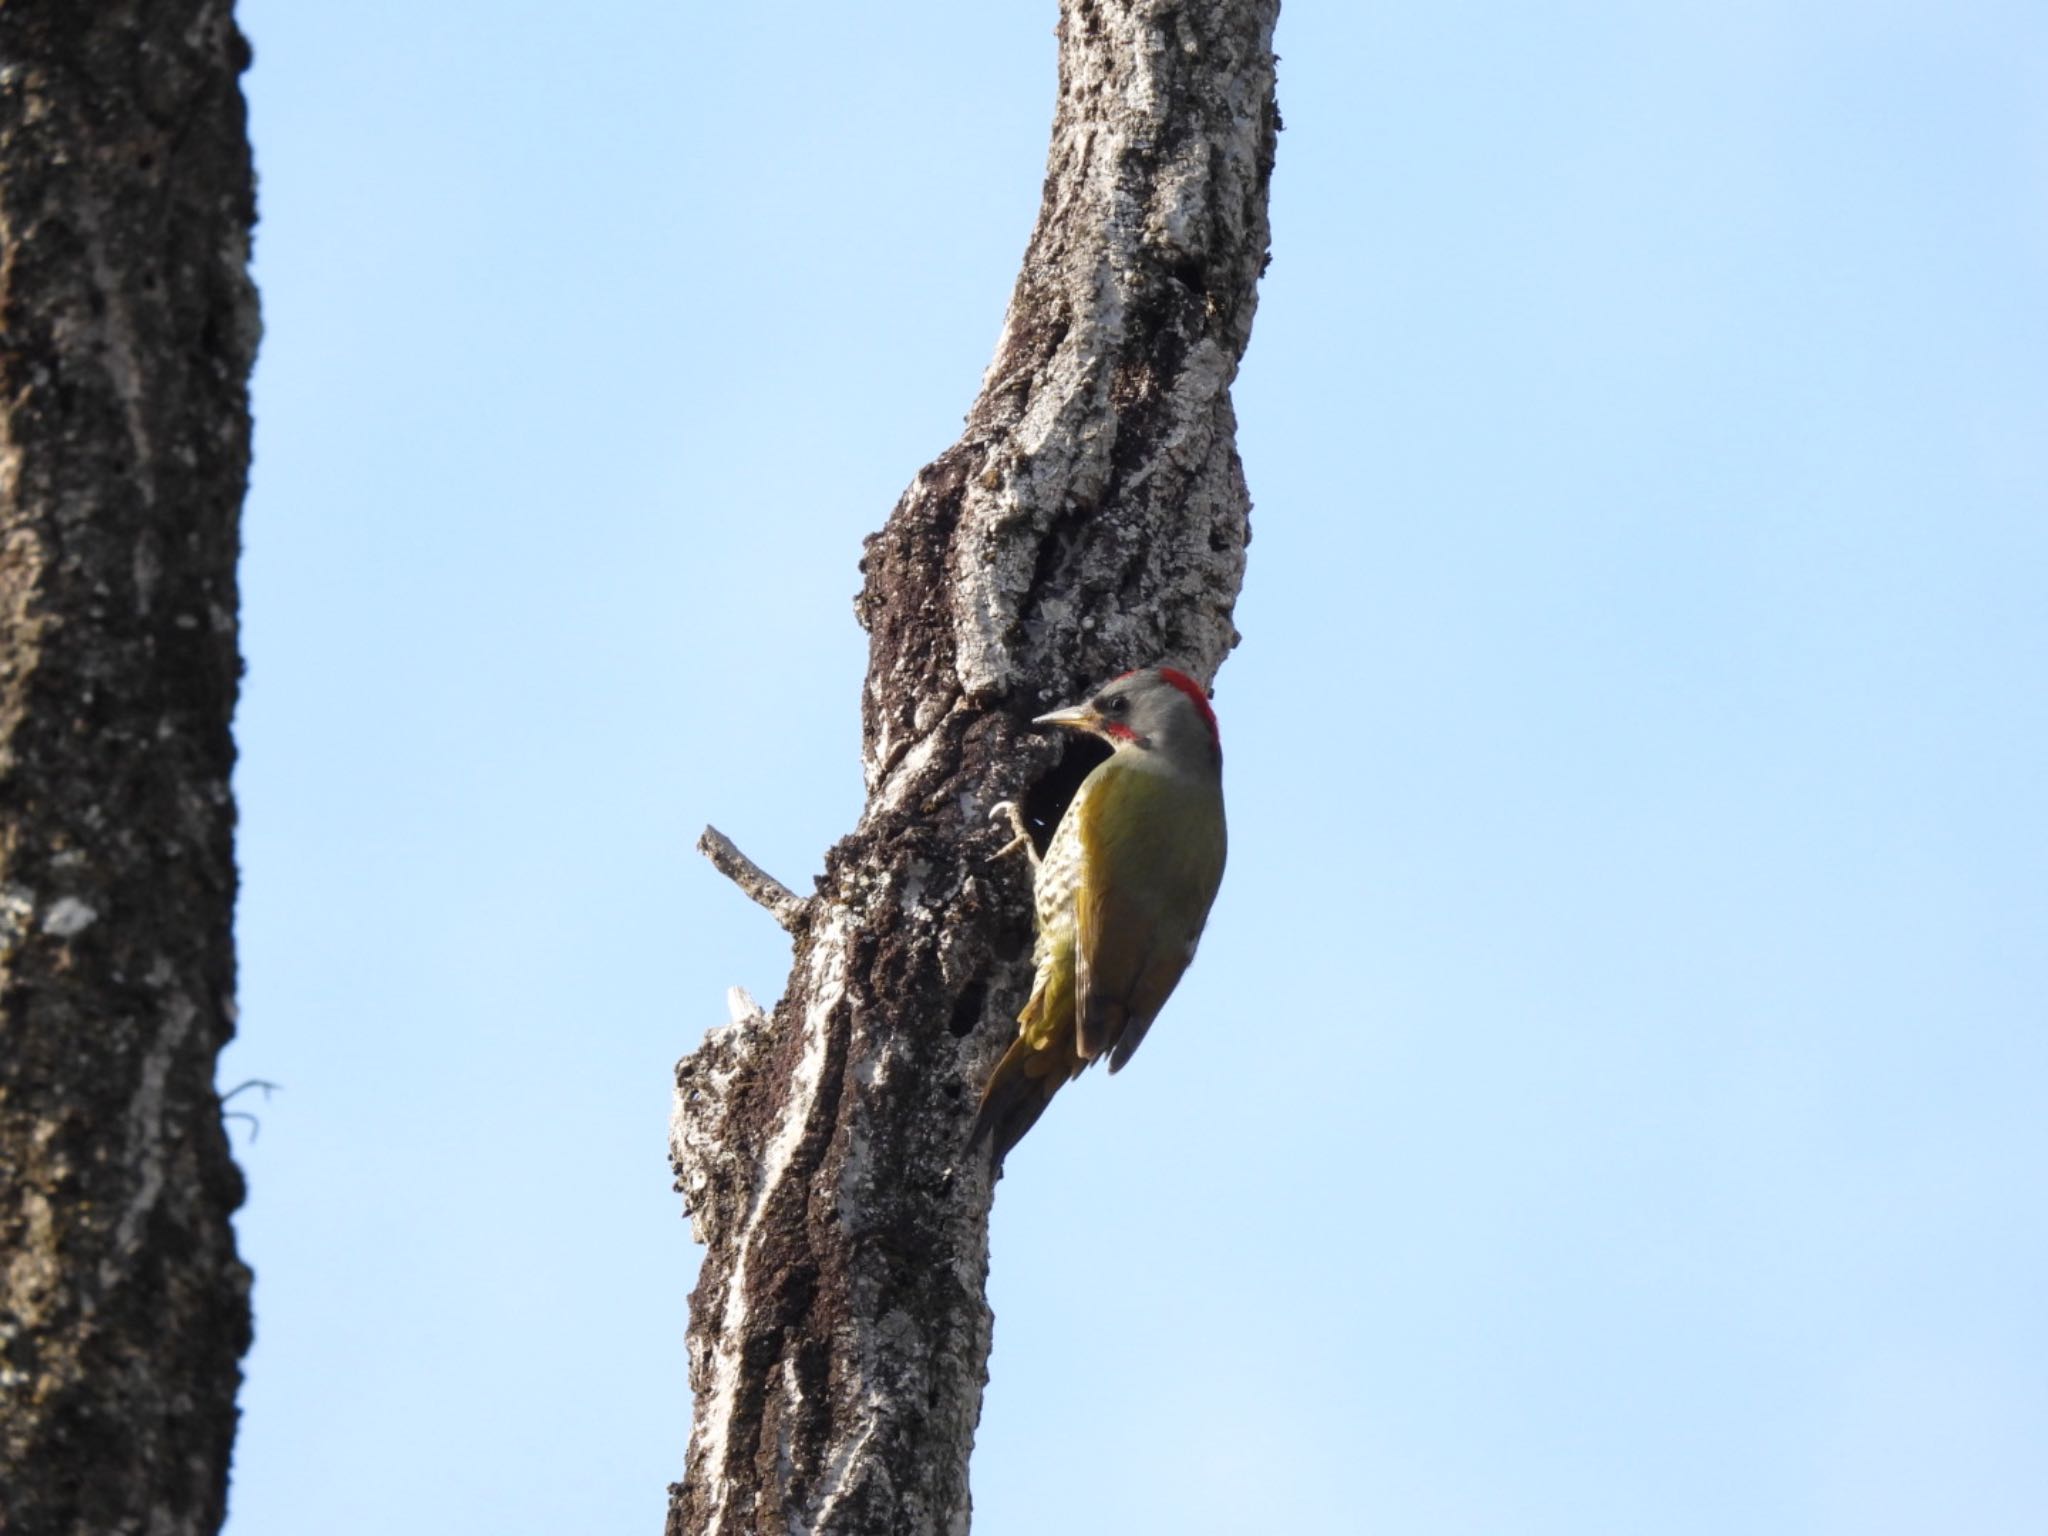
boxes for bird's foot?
[987,801,1039,868]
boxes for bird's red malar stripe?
[1103,721,1140,743]
[1156,667,1220,742]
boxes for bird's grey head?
[1037,665,1221,771]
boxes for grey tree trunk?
[0,5,259,1535]
[669,3,1279,1532]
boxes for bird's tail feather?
[968,1027,1084,1162]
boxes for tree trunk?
[0,5,258,1534]
[669,2,1279,1532]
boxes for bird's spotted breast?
[1032,780,1091,932]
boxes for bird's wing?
[1072,765,1225,1069]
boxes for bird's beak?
[1031,701,1096,731]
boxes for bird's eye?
[1101,694,1128,714]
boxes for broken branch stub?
[697,825,813,935]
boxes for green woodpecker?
[970,666,1227,1158]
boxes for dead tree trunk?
[0,6,258,1534]
[669,3,1279,1532]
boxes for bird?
[969,665,1228,1159]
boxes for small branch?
[697,825,811,933]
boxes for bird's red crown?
[1155,667,1218,743]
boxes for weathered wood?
[0,5,258,1534]
[669,3,1279,1531]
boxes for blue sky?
[220,3,2046,1532]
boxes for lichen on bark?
[669,4,1280,1533]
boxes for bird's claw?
[987,800,1039,868]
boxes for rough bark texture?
[669,3,1278,1532]
[0,5,258,1534]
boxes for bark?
[0,5,258,1535]
[669,3,1278,1533]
